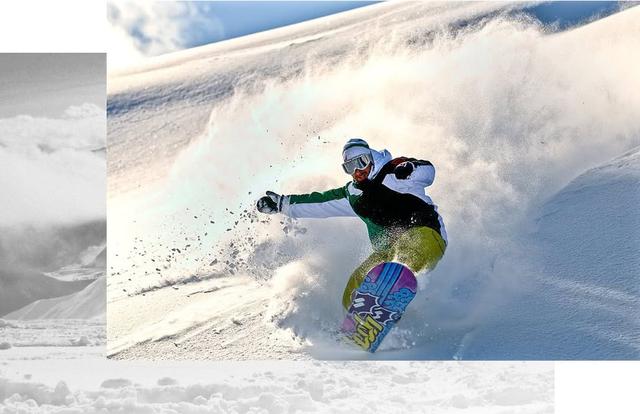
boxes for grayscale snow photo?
[0,52,106,399]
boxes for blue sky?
[528,1,623,29]
[198,2,378,42]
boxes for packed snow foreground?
[107,2,639,361]
[0,360,552,413]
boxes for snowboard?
[341,261,417,352]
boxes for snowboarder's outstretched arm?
[256,185,357,218]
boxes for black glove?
[394,161,414,179]
[256,191,283,214]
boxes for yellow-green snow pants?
[342,226,446,310]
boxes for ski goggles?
[342,153,373,174]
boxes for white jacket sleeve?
[408,162,435,187]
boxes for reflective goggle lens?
[342,153,372,174]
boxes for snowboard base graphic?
[341,262,417,352]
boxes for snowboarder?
[257,138,447,310]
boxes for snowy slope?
[107,2,640,360]
[533,147,640,297]
[0,270,93,318]
[427,147,640,359]
[6,276,106,321]
[0,220,105,316]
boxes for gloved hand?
[394,161,414,179]
[256,191,283,214]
